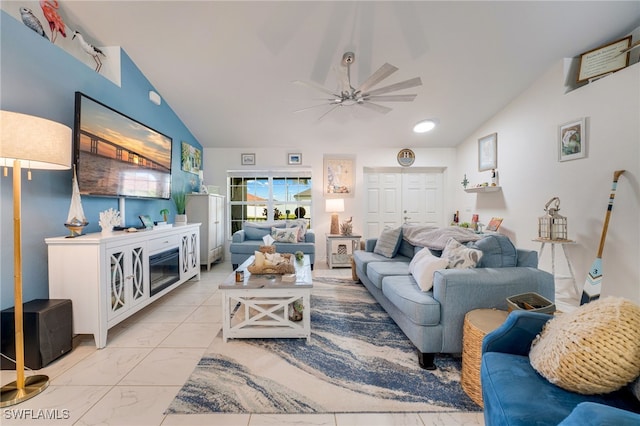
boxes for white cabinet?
[181,229,199,279]
[46,224,200,348]
[186,194,225,270]
[106,243,148,322]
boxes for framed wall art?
[241,153,255,165]
[558,118,586,162]
[324,155,355,198]
[181,142,202,174]
[478,133,497,171]
[577,36,631,83]
[288,153,302,165]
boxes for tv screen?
[74,92,172,199]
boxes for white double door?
[364,167,445,238]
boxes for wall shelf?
[464,186,501,193]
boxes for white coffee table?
[220,255,313,343]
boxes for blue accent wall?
[0,11,203,309]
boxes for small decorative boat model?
[64,166,88,237]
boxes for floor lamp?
[325,198,345,235]
[0,110,72,407]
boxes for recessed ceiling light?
[413,119,436,133]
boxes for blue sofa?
[353,232,554,369]
[481,310,640,425]
[230,220,315,269]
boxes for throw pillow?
[243,221,284,240]
[409,249,449,291]
[529,297,640,395]
[271,227,298,243]
[286,218,308,242]
[373,226,403,258]
[467,234,517,267]
[442,238,483,269]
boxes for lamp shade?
[1,110,72,170]
[325,198,345,213]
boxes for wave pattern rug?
[166,276,480,414]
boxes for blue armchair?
[481,310,640,425]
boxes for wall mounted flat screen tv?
[74,92,172,199]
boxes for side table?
[461,308,509,407]
[326,234,361,269]
[533,238,578,297]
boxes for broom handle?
[596,170,625,257]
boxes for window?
[228,171,312,235]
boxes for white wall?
[203,147,457,263]
[203,61,639,304]
[454,61,640,302]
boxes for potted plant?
[173,190,187,225]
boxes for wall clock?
[397,148,415,167]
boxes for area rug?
[166,276,480,414]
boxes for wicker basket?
[507,292,555,314]
[461,309,509,407]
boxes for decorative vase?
[101,226,113,235]
[175,214,187,225]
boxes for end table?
[326,234,361,269]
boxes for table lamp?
[0,110,72,407]
[325,198,344,235]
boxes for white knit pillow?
[529,297,640,395]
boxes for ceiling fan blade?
[364,77,422,96]
[356,63,398,93]
[293,102,337,113]
[292,80,338,97]
[365,94,417,102]
[317,104,341,121]
[358,102,393,114]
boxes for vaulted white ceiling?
[56,1,640,149]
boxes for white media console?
[46,224,201,348]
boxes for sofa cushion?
[409,248,449,292]
[243,221,286,240]
[529,297,640,395]
[381,276,440,326]
[366,261,410,289]
[442,238,482,269]
[481,352,640,426]
[397,238,417,258]
[374,226,403,258]
[271,227,299,243]
[468,233,517,267]
[353,250,408,275]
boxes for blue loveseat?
[481,310,640,425]
[230,220,315,269]
[353,231,554,369]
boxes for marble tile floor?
[0,261,485,426]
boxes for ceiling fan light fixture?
[413,119,437,133]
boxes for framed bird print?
[558,118,586,162]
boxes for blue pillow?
[243,221,285,240]
[468,234,517,267]
[374,227,403,258]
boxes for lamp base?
[0,374,49,407]
[330,213,340,235]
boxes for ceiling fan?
[294,52,422,120]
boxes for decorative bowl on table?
[247,252,295,275]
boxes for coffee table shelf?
[220,255,312,343]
